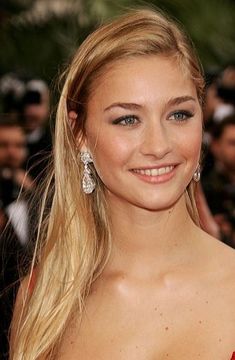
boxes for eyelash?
[168,110,194,122]
[112,115,139,126]
[112,110,194,126]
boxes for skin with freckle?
[54,56,235,360]
[85,56,202,211]
[10,9,235,360]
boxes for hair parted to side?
[10,8,204,359]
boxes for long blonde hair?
[10,8,204,359]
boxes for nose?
[140,120,172,159]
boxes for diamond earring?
[80,151,96,194]
[193,164,201,182]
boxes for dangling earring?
[193,164,201,182]
[80,151,96,194]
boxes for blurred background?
[0,0,235,358]
[0,0,235,87]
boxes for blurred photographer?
[214,66,235,120]
[0,118,33,240]
[0,118,34,358]
[202,115,235,248]
[21,79,52,184]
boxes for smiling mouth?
[132,165,175,176]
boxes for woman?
[10,8,235,360]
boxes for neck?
[104,193,199,278]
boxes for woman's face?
[84,55,202,211]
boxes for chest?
[56,287,235,360]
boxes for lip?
[130,164,178,184]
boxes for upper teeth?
[134,166,174,176]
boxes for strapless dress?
[230,352,235,359]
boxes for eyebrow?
[104,102,141,112]
[168,96,196,106]
[104,96,196,112]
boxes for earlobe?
[68,111,78,131]
[68,111,88,150]
[80,138,89,153]
[68,111,78,122]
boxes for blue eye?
[169,110,194,122]
[112,115,139,126]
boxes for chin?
[130,194,182,212]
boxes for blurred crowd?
[0,73,52,358]
[0,64,235,357]
[201,65,235,248]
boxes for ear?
[68,110,78,128]
[68,110,89,152]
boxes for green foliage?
[0,0,32,16]
[0,0,234,86]
[0,17,92,83]
[157,0,235,69]
[85,0,235,70]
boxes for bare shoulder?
[195,229,235,337]
[198,228,235,289]
[216,241,235,291]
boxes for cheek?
[91,133,136,172]
[177,123,202,162]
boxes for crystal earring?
[193,164,201,182]
[80,151,96,194]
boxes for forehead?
[87,55,197,110]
